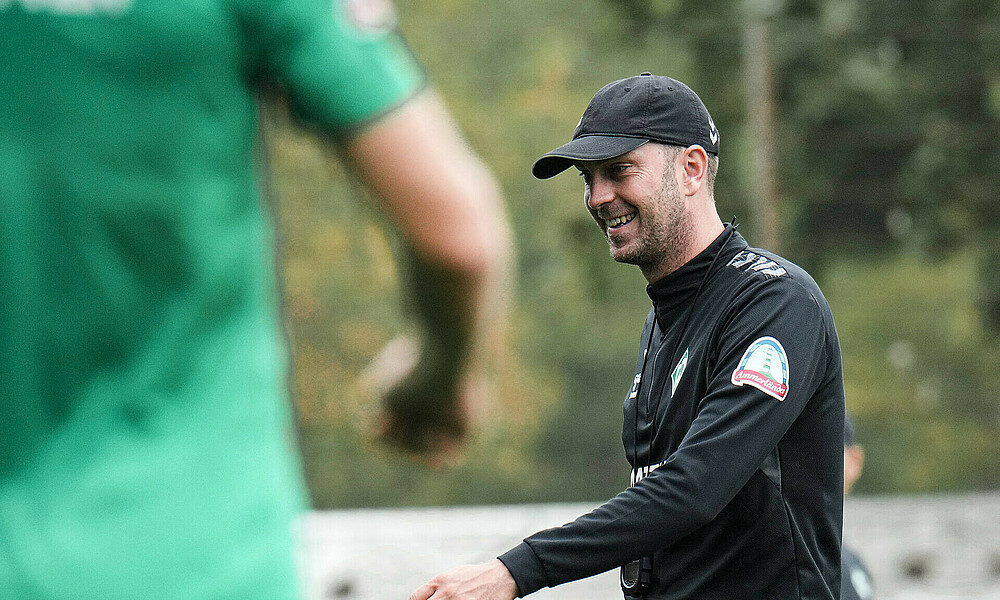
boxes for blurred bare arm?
[340,90,511,457]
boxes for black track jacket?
[499,227,845,599]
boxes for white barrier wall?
[844,493,1000,599]
[302,492,1000,600]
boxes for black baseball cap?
[532,73,720,179]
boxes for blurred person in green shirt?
[0,0,509,598]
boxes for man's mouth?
[605,212,637,230]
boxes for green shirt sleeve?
[239,0,426,134]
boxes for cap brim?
[531,136,649,179]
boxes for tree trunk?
[743,15,781,252]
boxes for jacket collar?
[645,224,746,328]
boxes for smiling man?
[411,74,845,600]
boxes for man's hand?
[364,336,483,465]
[409,559,518,600]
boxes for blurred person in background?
[843,416,876,600]
[410,73,844,600]
[0,0,508,598]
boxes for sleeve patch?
[731,336,789,401]
[726,250,787,278]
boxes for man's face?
[575,143,693,279]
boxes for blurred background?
[266,0,1000,597]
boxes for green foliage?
[270,0,1000,506]
[825,253,1000,492]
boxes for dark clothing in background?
[842,545,876,600]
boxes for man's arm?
[497,277,837,595]
[413,276,836,598]
[342,90,511,457]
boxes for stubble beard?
[610,170,693,277]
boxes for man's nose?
[586,177,614,211]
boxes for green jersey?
[0,0,422,598]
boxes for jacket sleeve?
[498,276,834,596]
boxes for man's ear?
[679,145,709,197]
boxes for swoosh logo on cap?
[709,117,720,145]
